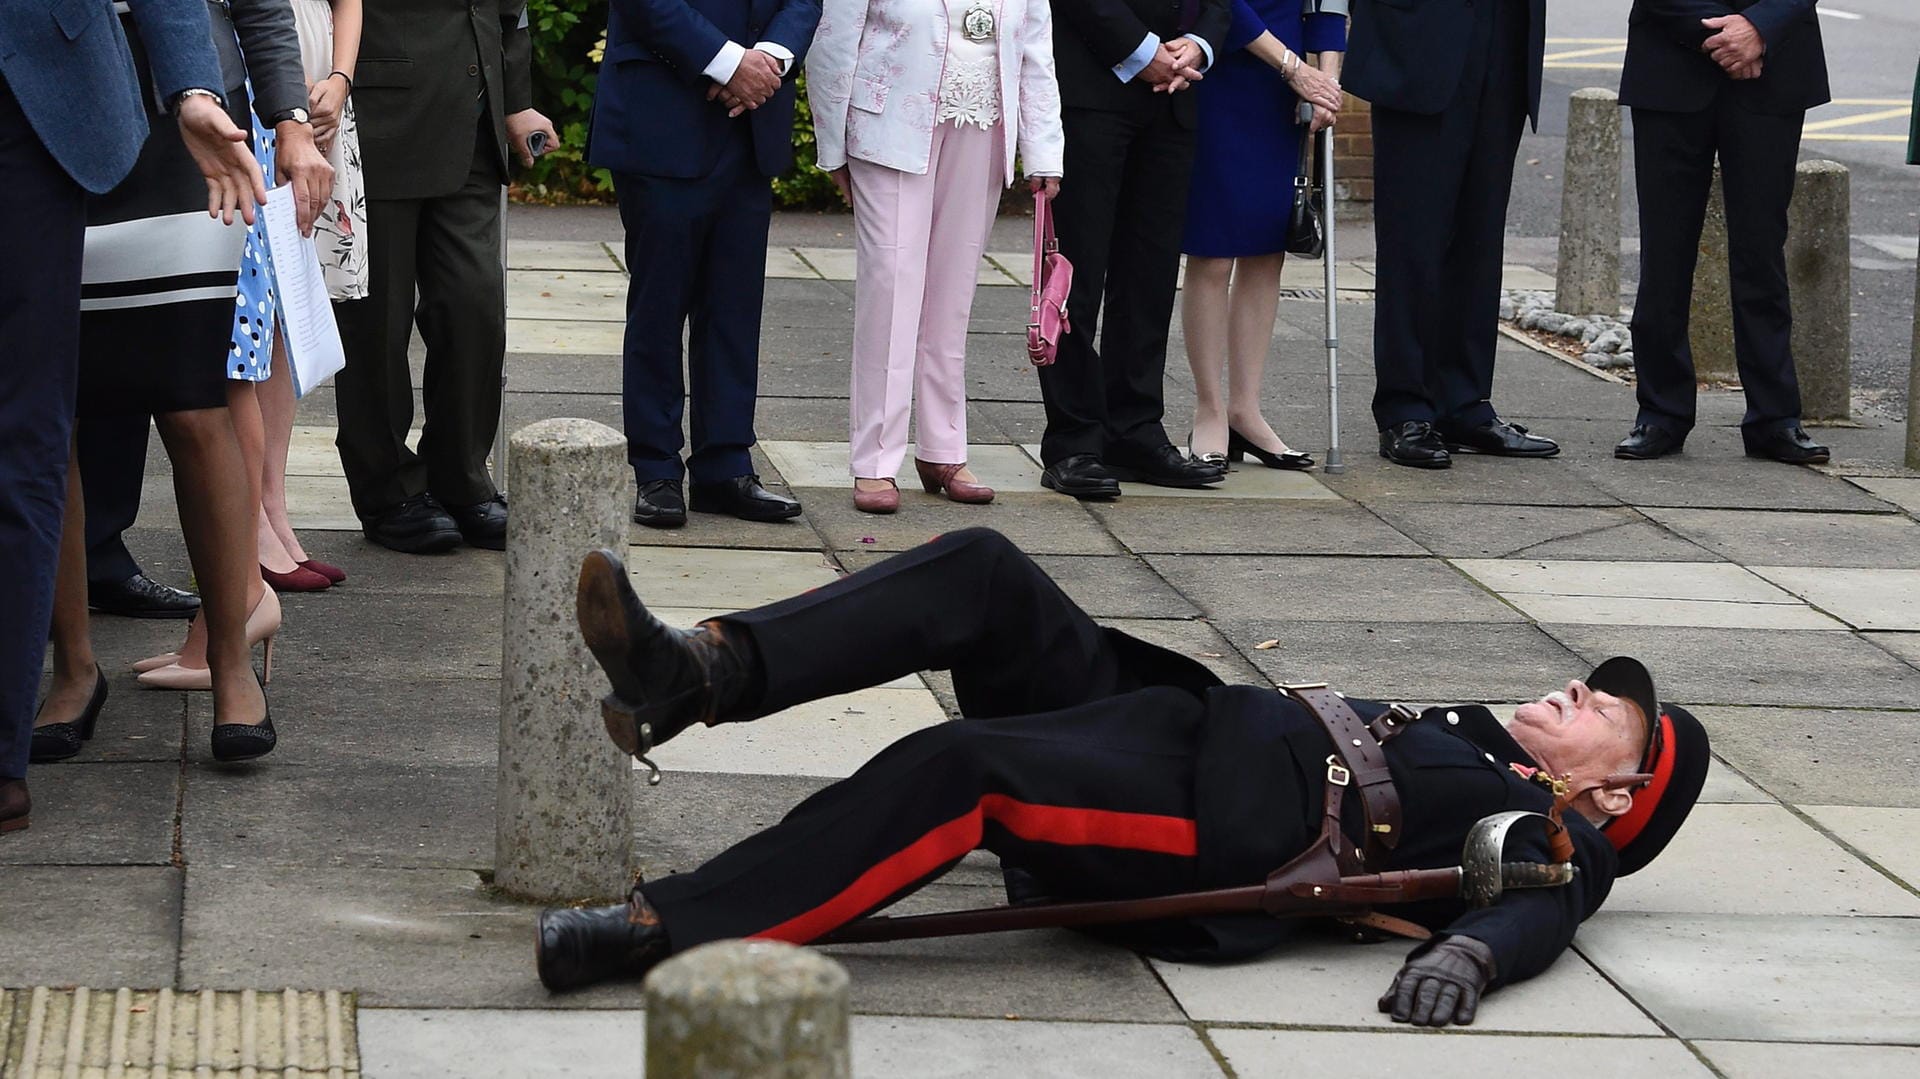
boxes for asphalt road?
[1508,0,1918,411]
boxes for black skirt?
[78,7,252,417]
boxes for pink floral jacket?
[806,0,1066,183]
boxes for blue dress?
[1182,2,1348,258]
[229,103,279,382]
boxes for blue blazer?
[1343,0,1546,126]
[0,0,223,193]
[589,0,822,180]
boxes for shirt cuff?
[704,40,747,84]
[1181,34,1215,72]
[1113,33,1160,83]
[753,41,795,76]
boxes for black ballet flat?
[1227,428,1315,470]
[211,673,276,762]
[30,666,109,763]
[1185,431,1228,469]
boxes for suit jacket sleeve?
[803,0,861,173]
[766,0,824,63]
[125,0,224,101]
[502,2,535,114]
[1050,0,1155,69]
[1190,0,1230,56]
[229,0,308,123]
[610,0,733,78]
[1426,816,1618,988]
[1019,0,1067,176]
[1740,0,1817,47]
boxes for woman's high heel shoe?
[1227,427,1315,471]
[299,558,347,584]
[29,666,109,763]
[132,650,181,674]
[210,672,275,762]
[1185,430,1228,469]
[262,562,331,593]
[136,588,282,690]
[853,478,900,515]
[914,459,994,504]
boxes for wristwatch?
[269,107,312,126]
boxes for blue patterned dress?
[229,105,279,382]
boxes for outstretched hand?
[175,95,267,226]
[1378,937,1496,1028]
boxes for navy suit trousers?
[614,127,771,485]
[0,77,87,780]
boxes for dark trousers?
[1629,100,1806,436]
[613,127,770,485]
[76,412,150,584]
[1036,101,1197,466]
[333,120,505,517]
[1369,0,1529,430]
[642,529,1212,949]
[0,77,86,780]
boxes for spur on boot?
[915,459,994,504]
[537,890,672,992]
[136,588,281,690]
[30,666,109,763]
[574,548,760,765]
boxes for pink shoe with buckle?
[853,478,900,515]
[915,460,995,505]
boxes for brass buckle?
[1388,702,1419,723]
[1283,681,1330,691]
[1325,754,1351,787]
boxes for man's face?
[1508,680,1647,795]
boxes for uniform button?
[1483,752,1496,763]
[1446,711,1460,725]
[467,64,480,76]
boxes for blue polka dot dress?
[230,105,279,383]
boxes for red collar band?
[1602,712,1676,852]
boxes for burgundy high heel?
[298,558,347,584]
[262,562,331,592]
[915,459,995,504]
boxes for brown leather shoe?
[1,778,29,835]
[915,460,995,504]
[853,478,900,515]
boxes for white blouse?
[935,0,1002,129]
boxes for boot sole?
[1,816,29,835]
[576,551,651,757]
[1039,473,1121,500]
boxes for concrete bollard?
[1788,159,1852,421]
[1688,163,1738,383]
[496,418,634,901]
[1556,88,1621,316]
[1909,238,1920,469]
[645,941,851,1078]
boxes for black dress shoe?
[1105,443,1226,488]
[1439,417,1560,458]
[211,674,276,762]
[446,494,508,551]
[1379,421,1452,469]
[575,549,763,765]
[1743,423,1830,466]
[30,666,108,763]
[537,891,672,992]
[361,493,463,554]
[1,778,30,835]
[633,479,687,529]
[689,474,803,522]
[1041,453,1122,499]
[1615,424,1685,460]
[87,573,200,619]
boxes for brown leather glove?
[1377,936,1496,1027]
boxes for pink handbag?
[1026,190,1072,367]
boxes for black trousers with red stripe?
[638,529,1219,950]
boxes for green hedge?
[517,0,841,209]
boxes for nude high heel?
[136,588,282,690]
[132,650,182,674]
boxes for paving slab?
[627,511,827,551]
[1689,705,1920,808]
[505,270,628,323]
[0,867,181,987]
[1153,555,1523,623]
[1801,806,1920,891]
[1152,935,1658,1034]
[1846,475,1920,515]
[853,1016,1223,1078]
[1090,499,1423,556]
[765,246,821,279]
[230,670,500,767]
[1699,759,1773,804]
[806,492,1122,557]
[1099,618,1268,686]
[1643,508,1920,568]
[279,541,506,595]
[751,395,861,441]
[622,545,841,610]
[1698,1041,1920,1079]
[496,352,625,396]
[1607,804,1920,916]
[1320,458,1622,508]
[1865,631,1920,668]
[1575,913,1920,1042]
[838,552,1202,620]
[183,762,495,870]
[1512,521,1730,562]
[1543,625,1920,709]
[646,686,948,778]
[1367,503,1716,560]
[506,318,626,356]
[358,1008,644,1079]
[1208,1030,1707,1079]
[1225,620,1591,702]
[1581,455,1891,512]
[505,239,621,272]
[763,440,1047,493]
[281,472,361,531]
[1750,566,1920,630]
[1016,445,1338,500]
[281,592,502,681]
[1452,559,1837,630]
[0,762,178,866]
[24,671,183,763]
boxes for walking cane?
[1316,110,1344,474]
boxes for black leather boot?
[536,890,673,992]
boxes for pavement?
[6,205,1920,1078]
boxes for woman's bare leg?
[1222,252,1297,453]
[258,332,310,563]
[37,444,99,726]
[1180,255,1234,460]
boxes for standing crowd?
[1,0,1838,835]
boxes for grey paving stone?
[648,685,948,779]
[1090,499,1424,556]
[0,762,178,866]
[626,510,828,551]
[837,552,1201,619]
[1221,620,1590,702]
[1575,913,1920,1042]
[853,1016,1223,1078]
[1513,521,1731,562]
[499,353,624,395]
[808,494,1121,556]
[1866,631,1920,669]
[1210,1030,1707,1079]
[1698,1041,1920,1079]
[0,867,181,987]
[508,318,626,355]
[1644,508,1920,568]
[1454,559,1838,630]
[1320,457,1622,508]
[1700,759,1773,804]
[1576,451,1890,512]
[288,542,507,596]
[1846,475,1920,515]
[1543,625,1920,709]
[766,441,1045,493]
[625,546,841,610]
[1364,503,1708,560]
[758,278,858,330]
[752,396,859,441]
[503,391,624,432]
[1689,705,1920,808]
[1151,555,1523,623]
[217,671,498,768]
[282,592,502,682]
[1802,806,1920,892]
[1099,618,1268,686]
[1607,804,1920,917]
[1751,567,1920,631]
[179,866,638,1008]
[971,400,1049,443]
[358,1008,645,1079]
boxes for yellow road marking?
[1802,106,1911,132]
[1543,44,1628,62]
[1544,62,1625,69]
[1829,98,1911,106]
[1545,37,1626,45]
[1803,133,1909,143]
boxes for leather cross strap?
[1280,684,1405,858]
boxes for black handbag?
[1286,122,1325,259]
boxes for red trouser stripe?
[750,795,1198,944]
